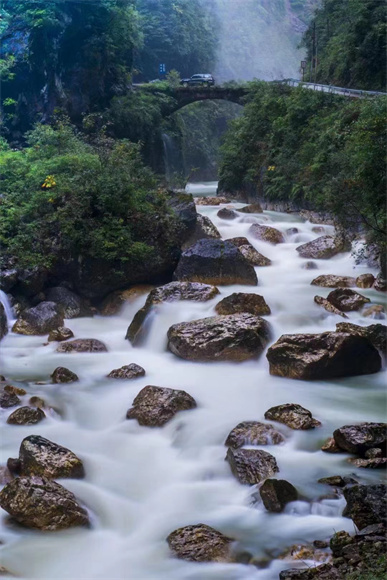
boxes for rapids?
[0,196,386,580]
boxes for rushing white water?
[0,200,386,580]
[0,291,15,327]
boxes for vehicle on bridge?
[180,74,215,87]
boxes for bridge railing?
[276,79,386,98]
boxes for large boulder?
[7,407,45,425]
[227,237,272,266]
[225,421,285,448]
[249,224,285,244]
[56,339,108,353]
[266,332,381,380]
[12,302,64,335]
[167,524,234,562]
[311,275,356,288]
[173,239,258,286]
[226,448,279,484]
[335,322,386,354]
[259,479,298,512]
[296,236,348,259]
[264,404,321,430]
[0,302,8,341]
[237,203,263,214]
[326,288,370,312]
[314,296,348,318]
[126,281,219,345]
[8,435,85,479]
[126,385,196,427]
[0,476,89,531]
[45,287,93,318]
[167,314,271,362]
[182,214,221,250]
[333,423,386,456]
[343,484,387,530]
[215,293,271,316]
[107,363,145,380]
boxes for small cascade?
[161,132,184,189]
[0,290,14,325]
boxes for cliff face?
[211,0,320,82]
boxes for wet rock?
[249,224,285,244]
[321,437,343,453]
[335,322,387,354]
[296,236,348,259]
[4,385,26,396]
[56,339,108,353]
[126,385,196,427]
[329,527,387,578]
[266,331,381,380]
[365,447,383,459]
[226,448,279,485]
[225,421,285,448]
[279,564,339,580]
[173,239,258,286]
[12,435,85,479]
[318,475,358,487]
[99,285,154,316]
[286,227,299,235]
[343,484,387,530]
[326,288,370,312]
[314,296,348,318]
[264,404,321,430]
[126,281,219,345]
[0,302,7,341]
[167,313,271,362]
[48,327,74,342]
[195,196,230,205]
[14,267,48,298]
[167,523,233,562]
[0,391,21,409]
[29,396,45,409]
[374,274,386,292]
[226,236,250,247]
[215,293,271,316]
[302,261,318,270]
[0,268,18,292]
[107,364,145,380]
[237,203,263,214]
[333,423,386,456]
[312,227,325,234]
[356,273,375,289]
[51,367,79,383]
[313,540,329,549]
[12,302,64,336]
[46,287,93,318]
[7,407,45,425]
[362,305,385,319]
[259,479,298,512]
[0,476,89,531]
[347,457,387,468]
[227,238,272,266]
[0,466,13,485]
[182,214,221,250]
[217,207,238,220]
[311,275,356,288]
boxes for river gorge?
[0,189,385,580]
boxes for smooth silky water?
[0,197,386,580]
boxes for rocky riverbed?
[0,199,386,580]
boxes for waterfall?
[0,290,14,325]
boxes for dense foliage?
[302,0,386,90]
[0,121,179,271]
[219,83,386,249]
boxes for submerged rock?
[259,479,298,512]
[56,339,108,353]
[167,523,234,562]
[12,302,64,336]
[215,293,271,316]
[356,273,375,289]
[333,423,386,456]
[249,224,285,244]
[343,484,387,530]
[226,448,279,484]
[107,364,145,380]
[311,275,356,288]
[225,421,285,448]
[9,435,85,479]
[167,313,271,362]
[296,236,348,259]
[126,385,196,427]
[217,207,238,220]
[173,239,258,286]
[51,367,79,383]
[362,305,385,319]
[326,288,370,312]
[0,476,89,531]
[314,296,348,318]
[266,332,381,380]
[335,322,386,354]
[7,407,45,425]
[264,404,321,430]
[126,281,219,345]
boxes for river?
[0,193,385,580]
